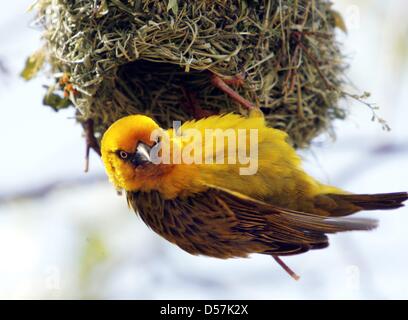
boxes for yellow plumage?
[171,112,343,212]
[100,112,407,278]
[102,112,345,213]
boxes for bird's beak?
[131,142,152,166]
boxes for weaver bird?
[101,112,407,279]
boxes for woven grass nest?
[31,0,349,148]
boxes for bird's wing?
[127,186,378,257]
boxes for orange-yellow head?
[101,115,171,192]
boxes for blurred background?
[0,0,407,299]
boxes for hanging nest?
[29,0,348,148]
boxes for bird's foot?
[219,73,246,87]
[210,72,256,111]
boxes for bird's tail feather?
[317,192,408,217]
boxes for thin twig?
[83,119,101,173]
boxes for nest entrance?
[90,59,260,137]
[113,60,234,125]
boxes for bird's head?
[101,115,173,192]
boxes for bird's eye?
[118,151,129,160]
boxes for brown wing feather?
[127,187,377,258]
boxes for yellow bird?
[101,112,407,279]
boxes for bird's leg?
[210,72,256,110]
[272,256,300,281]
[181,86,215,119]
[83,119,101,173]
